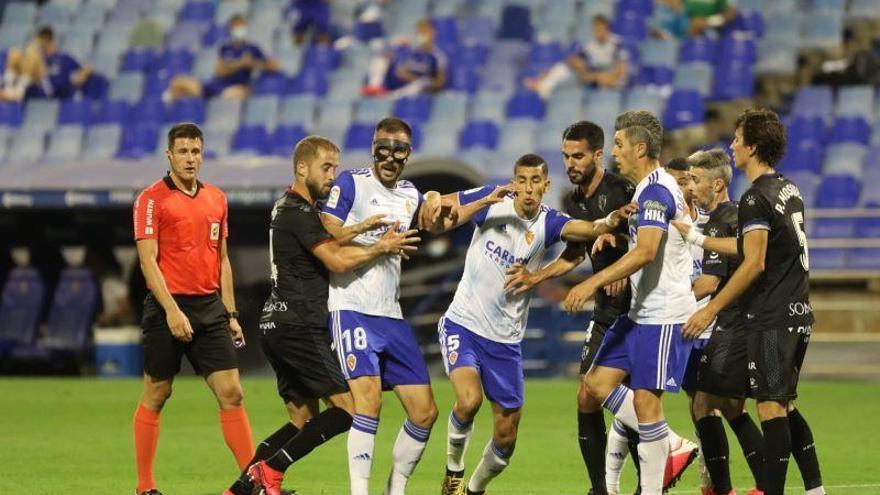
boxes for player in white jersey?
[437,154,632,495]
[321,117,488,495]
[563,122,698,495]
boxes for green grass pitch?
[2,378,878,494]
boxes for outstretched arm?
[504,243,587,295]
[673,220,738,256]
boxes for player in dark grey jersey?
[675,110,824,495]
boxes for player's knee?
[216,383,244,408]
[143,382,172,409]
[583,373,611,404]
[410,401,438,428]
[719,398,745,421]
[692,392,713,419]
[456,394,483,419]
[493,425,519,453]
[576,381,600,412]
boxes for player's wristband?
[685,229,706,247]
[594,212,615,229]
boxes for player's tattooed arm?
[320,213,391,245]
[563,227,663,313]
[684,229,768,337]
[504,242,586,295]
[672,220,738,256]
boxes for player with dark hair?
[675,109,824,495]
[438,152,633,495]
[132,123,253,495]
[226,136,420,495]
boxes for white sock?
[603,384,639,431]
[536,61,574,99]
[467,440,511,493]
[638,421,671,495]
[366,56,390,87]
[605,419,629,495]
[384,419,431,495]
[349,414,379,495]
[806,488,826,495]
[447,411,474,472]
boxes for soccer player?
[320,117,460,495]
[681,149,766,495]
[132,123,253,495]
[502,121,638,495]
[563,120,697,495]
[225,136,420,495]
[674,109,824,495]
[438,153,633,495]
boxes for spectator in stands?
[525,15,629,99]
[650,0,690,40]
[290,0,332,45]
[685,0,737,37]
[360,19,448,98]
[0,26,94,102]
[164,15,279,102]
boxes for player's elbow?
[325,257,350,273]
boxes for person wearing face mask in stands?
[164,15,280,103]
[360,19,448,98]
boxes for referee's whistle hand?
[167,309,194,342]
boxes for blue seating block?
[460,120,499,150]
[232,125,269,153]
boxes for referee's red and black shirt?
[133,176,228,295]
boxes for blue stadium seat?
[121,48,158,72]
[792,86,833,118]
[472,90,508,123]
[90,100,129,125]
[663,89,704,131]
[809,248,847,270]
[109,72,145,103]
[157,49,195,75]
[847,249,880,270]
[0,267,44,357]
[527,42,566,72]
[45,125,85,162]
[828,117,871,145]
[142,72,174,98]
[506,91,544,120]
[812,218,854,238]
[354,21,384,42]
[497,5,533,42]
[716,34,756,65]
[815,175,861,208]
[623,86,666,117]
[616,0,653,15]
[5,131,45,163]
[289,68,328,95]
[271,124,308,157]
[855,217,880,238]
[419,122,459,156]
[39,268,99,353]
[781,141,823,174]
[82,74,110,101]
[0,102,24,127]
[460,120,499,150]
[179,0,215,22]
[243,95,280,131]
[732,8,765,37]
[801,11,843,50]
[118,124,159,159]
[131,97,168,126]
[393,95,432,124]
[23,100,60,132]
[497,120,535,155]
[454,44,490,68]
[232,124,269,154]
[447,64,480,94]
[679,37,717,64]
[202,126,233,158]
[344,123,374,150]
[835,85,875,120]
[612,8,647,41]
[823,143,867,177]
[81,124,122,159]
[674,62,713,97]
[279,94,317,128]
[169,97,205,124]
[303,44,340,71]
[205,98,242,133]
[252,72,289,96]
[354,97,393,124]
[712,62,754,100]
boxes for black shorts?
[696,323,750,399]
[141,293,238,380]
[260,320,349,403]
[682,338,708,395]
[579,320,609,374]
[746,324,811,401]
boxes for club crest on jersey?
[346,354,357,371]
[210,222,220,240]
[525,230,535,245]
[448,351,458,365]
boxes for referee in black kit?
[225,136,420,495]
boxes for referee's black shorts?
[260,320,349,403]
[696,322,751,400]
[141,292,238,380]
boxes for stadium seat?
[0,102,23,127]
[315,100,352,132]
[243,95,280,131]
[663,89,704,130]
[497,5,533,42]
[344,123,374,150]
[6,130,45,163]
[279,94,317,129]
[44,126,85,162]
[447,64,481,94]
[303,44,340,71]
[754,38,798,76]
[205,98,242,133]
[0,267,44,357]
[792,86,833,118]
[179,1,215,22]
[815,175,861,208]
[252,72,289,96]
[809,248,847,270]
[118,124,159,159]
[674,62,713,98]
[713,62,754,100]
[232,124,269,154]
[472,90,508,123]
[679,37,717,64]
[835,85,875,120]
[109,72,145,103]
[506,91,544,120]
[289,68,328,95]
[716,34,756,65]
[828,117,871,145]
[22,100,60,133]
[121,48,158,73]
[39,268,99,353]
[202,126,233,158]
[393,95,433,124]
[131,97,168,126]
[622,86,666,118]
[497,120,535,156]
[850,0,880,20]
[801,11,843,50]
[419,122,460,156]
[612,9,647,41]
[354,98,393,124]
[81,124,122,160]
[847,249,880,270]
[157,49,195,75]
[460,120,499,150]
[271,124,308,157]
[169,97,205,124]
[823,143,867,177]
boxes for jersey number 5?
[790,211,809,271]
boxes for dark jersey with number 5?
[737,173,813,328]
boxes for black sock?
[696,416,732,493]
[728,412,765,490]
[624,425,641,479]
[228,422,301,495]
[578,411,608,494]
[789,408,823,490]
[266,407,353,472]
[761,417,791,495]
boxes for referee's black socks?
[577,411,607,494]
[761,417,791,495]
[788,408,824,491]
[266,407,353,473]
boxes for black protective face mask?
[373,139,412,169]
